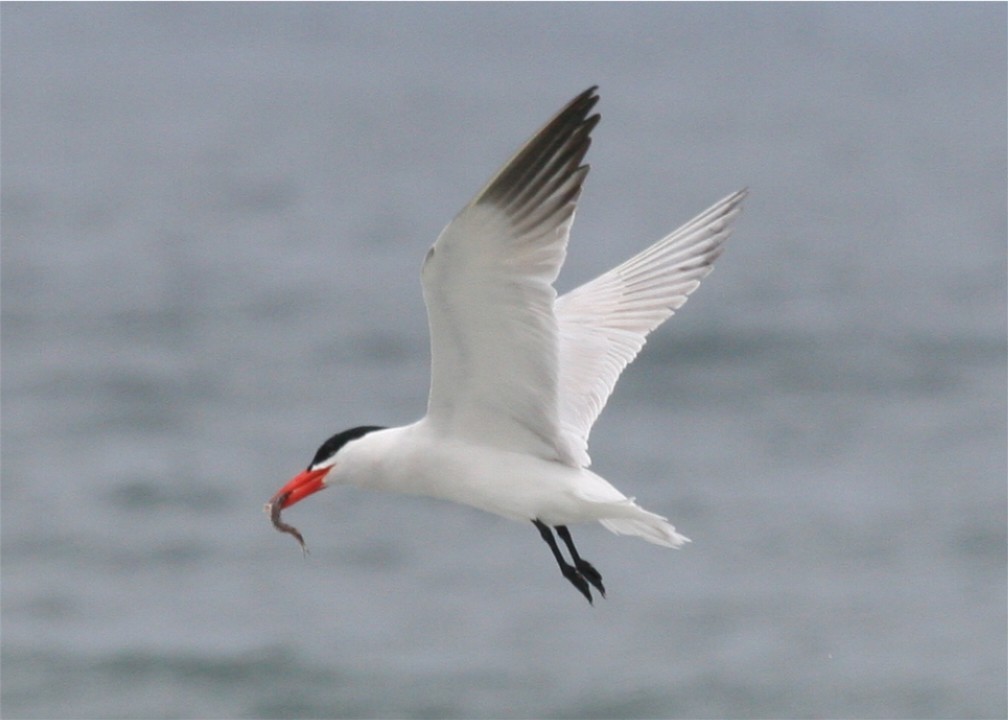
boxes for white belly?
[338,422,629,525]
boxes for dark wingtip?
[476,87,602,212]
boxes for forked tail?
[598,501,691,548]
[599,517,689,548]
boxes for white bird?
[268,87,746,603]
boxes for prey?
[266,492,309,555]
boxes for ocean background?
[2,4,1005,718]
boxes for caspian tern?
[268,87,746,604]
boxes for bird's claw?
[575,560,605,597]
[562,566,594,605]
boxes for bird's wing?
[555,189,748,466]
[420,87,599,464]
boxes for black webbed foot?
[561,564,594,604]
[556,525,605,597]
[573,558,605,597]
[533,520,604,605]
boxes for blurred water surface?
[2,4,1005,718]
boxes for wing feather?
[555,189,748,466]
[420,86,746,469]
[421,88,600,463]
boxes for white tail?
[599,515,691,548]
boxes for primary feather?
[556,188,748,466]
[421,87,600,465]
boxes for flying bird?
[268,87,746,604]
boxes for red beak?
[271,466,329,509]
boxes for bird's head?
[270,425,386,509]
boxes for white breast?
[333,422,619,523]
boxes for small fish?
[267,492,309,555]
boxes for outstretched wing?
[555,189,748,466]
[420,87,600,464]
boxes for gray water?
[2,4,1005,718]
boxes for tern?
[268,87,746,604]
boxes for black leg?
[532,519,593,604]
[555,526,605,597]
